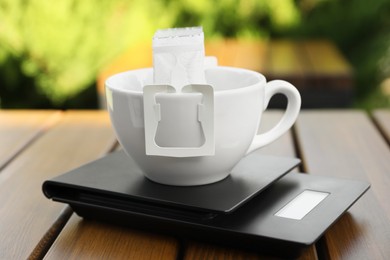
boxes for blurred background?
[0,0,389,110]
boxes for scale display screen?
[275,190,329,220]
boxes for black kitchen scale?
[43,151,369,257]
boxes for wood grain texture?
[29,206,73,260]
[0,111,117,259]
[206,39,239,67]
[226,39,268,72]
[302,40,353,76]
[183,111,317,260]
[183,242,260,260]
[0,110,62,169]
[13,110,390,259]
[372,109,390,143]
[39,114,179,259]
[295,110,390,259]
[265,40,306,78]
[184,242,318,260]
[302,41,353,91]
[44,215,178,260]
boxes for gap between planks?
[0,110,63,172]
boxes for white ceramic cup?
[106,66,301,186]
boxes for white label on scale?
[275,190,329,220]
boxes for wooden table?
[97,39,354,108]
[1,109,390,259]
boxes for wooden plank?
[44,216,178,259]
[206,39,239,66]
[372,109,390,143]
[183,111,318,259]
[265,40,306,80]
[184,242,260,260]
[40,114,179,259]
[295,110,390,259]
[184,240,318,260]
[231,40,268,72]
[0,111,117,259]
[302,40,353,76]
[205,39,227,64]
[0,110,62,169]
[302,40,353,91]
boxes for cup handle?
[246,80,301,155]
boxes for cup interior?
[106,67,265,93]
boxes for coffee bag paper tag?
[143,84,214,157]
[142,27,215,157]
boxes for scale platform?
[43,151,369,257]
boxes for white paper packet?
[152,27,206,91]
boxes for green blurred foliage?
[0,0,174,108]
[170,0,300,38]
[289,0,390,108]
[0,0,389,108]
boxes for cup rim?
[105,66,266,96]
